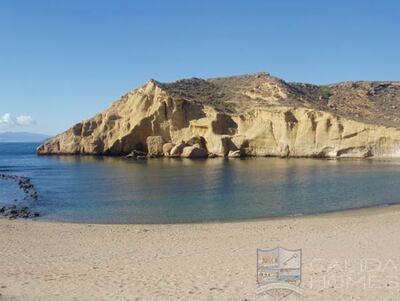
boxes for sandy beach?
[1,206,400,300]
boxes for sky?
[1,0,399,135]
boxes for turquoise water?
[1,143,400,223]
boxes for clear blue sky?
[1,0,399,135]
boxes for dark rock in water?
[0,204,40,220]
[0,174,41,219]
[134,150,147,156]
[0,173,39,202]
[126,149,147,159]
[31,191,38,200]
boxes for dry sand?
[1,206,400,300]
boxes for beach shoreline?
[1,205,400,300]
[22,201,400,226]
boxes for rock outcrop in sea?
[37,73,400,158]
[0,174,40,219]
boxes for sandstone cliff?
[37,73,400,158]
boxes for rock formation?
[37,73,400,158]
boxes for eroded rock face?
[37,74,400,158]
[146,136,164,157]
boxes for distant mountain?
[0,132,50,143]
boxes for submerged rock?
[0,205,40,219]
[125,149,147,159]
[0,174,40,220]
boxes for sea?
[1,142,400,224]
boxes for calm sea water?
[1,143,400,223]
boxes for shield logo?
[257,247,303,298]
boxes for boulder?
[186,136,207,150]
[170,142,186,157]
[162,143,174,157]
[0,204,40,219]
[181,146,208,158]
[228,150,241,158]
[146,136,164,157]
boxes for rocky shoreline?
[0,205,40,219]
[0,174,40,219]
[125,135,242,159]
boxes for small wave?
[288,213,304,217]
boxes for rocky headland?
[37,72,400,158]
